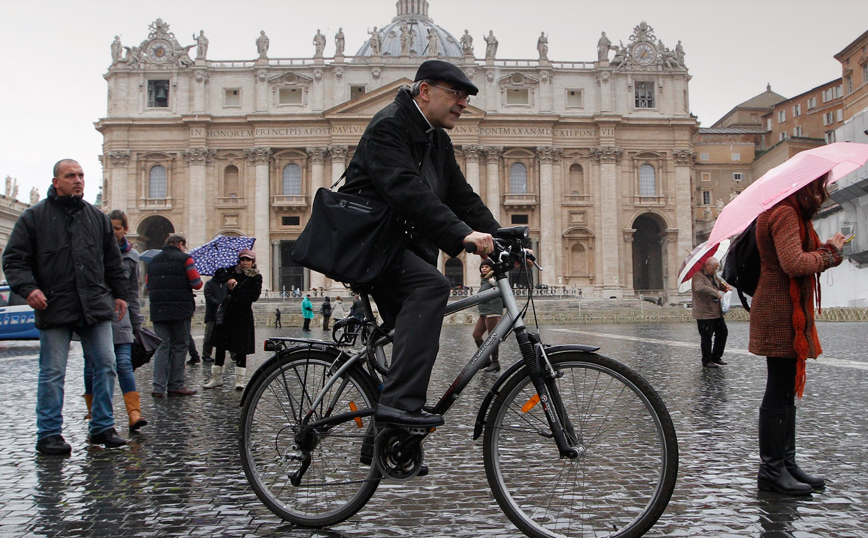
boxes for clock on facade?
[148,40,171,62]
[632,42,656,65]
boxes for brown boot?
[123,391,148,433]
[83,394,93,420]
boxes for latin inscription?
[191,126,614,139]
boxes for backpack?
[721,219,760,312]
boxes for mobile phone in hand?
[844,233,856,244]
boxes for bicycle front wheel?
[240,350,381,527]
[483,352,678,538]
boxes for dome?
[354,0,464,58]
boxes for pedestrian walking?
[321,296,332,330]
[274,307,281,328]
[82,210,147,434]
[2,159,130,453]
[749,174,845,496]
[691,257,730,368]
[201,277,227,363]
[332,296,346,321]
[472,260,503,372]
[147,234,202,397]
[203,249,262,390]
[301,294,314,331]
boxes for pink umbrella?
[707,142,868,247]
[677,239,730,293]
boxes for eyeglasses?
[429,84,470,102]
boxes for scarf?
[119,237,132,253]
[785,198,822,399]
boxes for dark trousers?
[762,357,797,409]
[322,315,331,330]
[202,320,216,357]
[697,317,727,364]
[371,249,450,412]
[302,318,311,331]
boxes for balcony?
[216,196,247,209]
[563,194,591,206]
[502,193,538,209]
[139,197,172,210]
[272,194,309,209]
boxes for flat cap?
[414,60,479,96]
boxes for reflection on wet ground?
[1,321,866,537]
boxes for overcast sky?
[1,0,867,203]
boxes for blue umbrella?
[139,249,162,264]
[189,235,256,276]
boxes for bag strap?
[737,287,751,312]
[330,170,348,190]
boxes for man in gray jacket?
[691,257,731,368]
[3,159,129,453]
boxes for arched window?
[223,165,239,197]
[509,163,527,194]
[149,165,167,199]
[639,164,656,197]
[282,164,302,195]
[568,164,584,195]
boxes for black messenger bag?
[290,188,408,284]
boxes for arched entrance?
[631,214,665,291]
[444,258,464,288]
[136,215,174,251]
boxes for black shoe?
[374,405,444,427]
[202,355,214,364]
[186,356,201,365]
[712,358,728,365]
[36,434,71,455]
[89,428,127,449]
[703,362,719,368]
[417,463,429,477]
[484,361,501,372]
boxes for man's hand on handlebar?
[462,231,495,258]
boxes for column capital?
[306,146,329,164]
[590,146,622,164]
[329,145,349,162]
[536,146,558,164]
[483,146,503,162]
[462,145,482,163]
[245,146,272,165]
[108,150,131,167]
[182,147,216,165]
[672,148,694,165]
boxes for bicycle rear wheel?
[240,350,381,527]
[483,352,678,538]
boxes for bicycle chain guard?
[374,427,424,480]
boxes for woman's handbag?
[131,327,162,370]
[215,298,228,326]
[290,187,408,284]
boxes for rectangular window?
[566,89,584,108]
[699,153,709,161]
[350,85,366,100]
[732,172,744,181]
[506,89,529,105]
[701,172,711,181]
[511,214,529,225]
[824,112,834,125]
[825,130,837,143]
[793,104,801,116]
[778,110,787,123]
[702,191,711,205]
[793,126,802,137]
[837,109,844,122]
[863,64,868,83]
[278,87,303,105]
[282,216,301,226]
[779,132,788,142]
[147,80,170,108]
[846,75,853,93]
[223,88,241,107]
[766,118,772,131]
[807,97,816,109]
[731,152,741,162]
[634,82,654,108]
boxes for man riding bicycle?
[340,60,499,428]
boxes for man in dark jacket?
[146,234,202,396]
[2,159,130,454]
[341,60,499,428]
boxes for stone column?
[272,240,281,295]
[537,146,557,286]
[107,151,131,211]
[463,145,482,285]
[673,149,695,293]
[596,71,612,113]
[552,148,565,287]
[312,69,324,112]
[255,70,268,112]
[245,146,272,290]
[330,145,349,187]
[182,147,215,248]
[591,146,623,296]
[483,147,502,224]
[192,70,209,113]
[307,147,329,290]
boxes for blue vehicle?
[0,285,39,340]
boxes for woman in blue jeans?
[83,210,147,433]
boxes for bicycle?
[239,226,679,538]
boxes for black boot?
[784,406,825,489]
[757,407,812,496]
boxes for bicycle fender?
[239,343,343,408]
[471,344,600,440]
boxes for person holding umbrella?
[691,257,730,368]
[203,249,262,390]
[750,173,845,496]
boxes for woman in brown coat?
[749,174,845,496]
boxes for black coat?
[147,245,197,322]
[203,279,227,323]
[2,186,128,329]
[213,266,262,355]
[340,89,499,265]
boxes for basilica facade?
[97,0,698,299]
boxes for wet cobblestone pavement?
[1,321,867,537]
